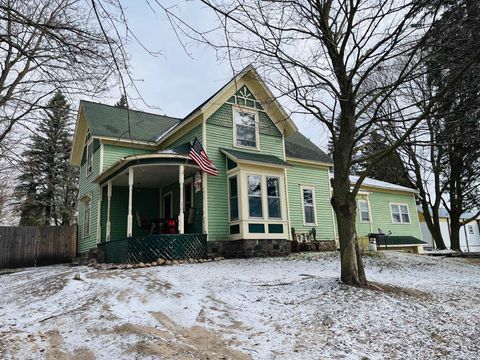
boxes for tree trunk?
[450,214,462,251]
[331,176,367,286]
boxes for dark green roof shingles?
[285,132,333,164]
[220,148,290,167]
[81,100,181,143]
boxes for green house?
[70,66,423,260]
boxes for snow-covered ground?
[1,252,479,359]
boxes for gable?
[207,86,282,138]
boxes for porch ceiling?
[111,165,198,188]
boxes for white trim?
[201,116,209,234]
[85,138,94,177]
[300,185,317,226]
[178,165,185,234]
[232,105,260,151]
[162,191,173,219]
[127,167,134,237]
[284,168,292,240]
[99,141,104,174]
[389,202,412,224]
[96,189,102,244]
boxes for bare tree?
[155,0,480,285]
[0,0,120,157]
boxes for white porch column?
[127,167,134,237]
[106,181,112,241]
[178,165,185,234]
[202,172,208,234]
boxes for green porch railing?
[100,233,208,264]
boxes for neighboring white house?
[418,207,480,252]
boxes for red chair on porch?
[135,210,156,235]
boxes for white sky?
[90,1,329,152]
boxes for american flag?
[189,137,218,176]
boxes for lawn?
[1,252,479,359]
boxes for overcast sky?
[92,1,329,151]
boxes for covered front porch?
[95,151,208,262]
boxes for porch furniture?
[135,210,156,235]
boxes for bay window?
[229,176,239,220]
[248,175,263,218]
[267,177,281,219]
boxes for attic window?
[234,108,258,149]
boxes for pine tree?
[359,131,412,188]
[15,92,79,225]
[114,94,127,108]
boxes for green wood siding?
[356,190,421,239]
[167,124,202,148]
[286,164,335,240]
[102,143,153,171]
[77,137,101,253]
[206,102,285,241]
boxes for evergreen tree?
[359,131,413,188]
[114,94,127,108]
[15,92,78,225]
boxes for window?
[83,200,91,237]
[390,203,410,224]
[267,177,281,219]
[229,176,239,220]
[248,175,263,218]
[302,187,316,225]
[468,225,474,235]
[358,200,370,223]
[86,140,93,175]
[234,109,257,148]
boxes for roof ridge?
[80,99,182,121]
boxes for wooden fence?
[0,226,77,269]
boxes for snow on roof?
[349,175,418,194]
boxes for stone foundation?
[208,239,291,258]
[208,239,337,258]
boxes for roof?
[158,65,298,143]
[81,100,181,143]
[417,206,479,220]
[375,236,426,246]
[350,175,418,194]
[220,148,290,167]
[285,132,333,164]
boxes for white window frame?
[83,199,91,238]
[358,199,370,223]
[390,203,411,224]
[247,174,263,219]
[86,139,93,176]
[266,176,282,219]
[232,106,260,151]
[301,186,317,226]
